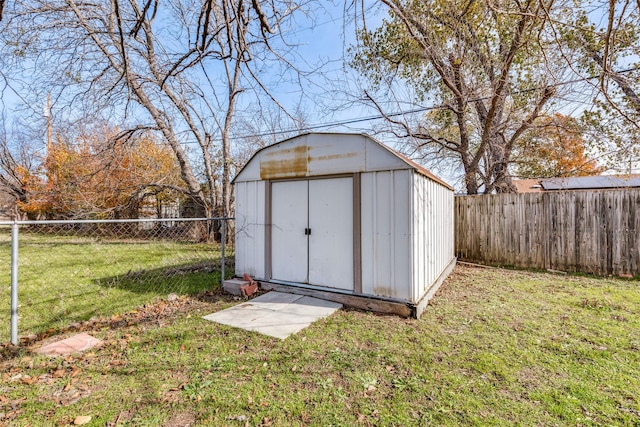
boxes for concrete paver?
[203,291,342,339]
[36,333,103,356]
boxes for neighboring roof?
[513,174,640,192]
[541,175,640,190]
[513,179,544,193]
[233,132,454,190]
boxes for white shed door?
[308,178,353,289]
[271,177,353,290]
[271,180,309,283]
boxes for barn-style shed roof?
[234,132,453,190]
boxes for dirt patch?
[163,411,196,427]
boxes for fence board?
[455,189,640,277]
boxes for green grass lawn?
[0,230,229,342]
[1,265,639,426]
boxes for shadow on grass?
[93,258,226,295]
[0,260,238,359]
[1,259,234,346]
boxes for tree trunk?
[462,163,479,195]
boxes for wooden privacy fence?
[455,189,640,277]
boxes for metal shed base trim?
[259,281,414,318]
[267,279,356,296]
[254,259,457,319]
[414,257,457,318]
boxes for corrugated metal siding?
[234,133,455,307]
[411,174,455,302]
[361,170,412,300]
[234,180,266,279]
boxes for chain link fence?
[0,218,234,345]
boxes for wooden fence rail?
[455,189,640,277]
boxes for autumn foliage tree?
[19,127,183,219]
[1,0,309,219]
[515,114,604,179]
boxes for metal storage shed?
[233,133,456,317]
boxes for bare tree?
[351,0,567,194]
[1,0,309,218]
[533,0,640,171]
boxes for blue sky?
[0,0,461,186]
[3,1,633,184]
[0,1,389,138]
[246,0,387,133]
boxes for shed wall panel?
[259,137,309,180]
[361,170,412,300]
[411,174,455,301]
[234,180,266,279]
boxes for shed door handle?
[304,228,311,235]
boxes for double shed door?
[271,177,354,290]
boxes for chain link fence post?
[1,217,233,345]
[10,221,19,345]
[221,219,226,287]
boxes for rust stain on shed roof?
[260,146,361,180]
[260,145,308,179]
[312,152,358,162]
[264,145,308,158]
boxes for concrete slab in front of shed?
[203,291,342,339]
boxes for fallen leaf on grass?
[9,373,24,383]
[52,369,66,378]
[21,375,39,385]
[37,374,55,384]
[169,381,188,392]
[1,409,24,421]
[73,415,92,425]
[20,356,33,368]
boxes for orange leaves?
[517,113,605,179]
[18,128,182,218]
